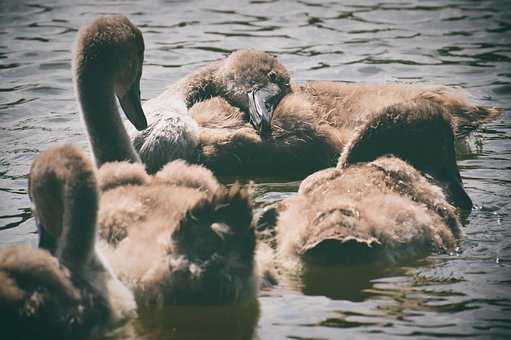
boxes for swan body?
[73,16,262,305]
[268,155,462,267]
[96,160,257,306]
[0,145,135,339]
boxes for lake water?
[0,0,510,339]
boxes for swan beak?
[248,85,279,138]
[119,81,147,131]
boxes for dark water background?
[0,0,510,339]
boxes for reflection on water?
[0,0,510,339]
[103,303,260,340]
[296,264,403,302]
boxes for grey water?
[0,0,510,339]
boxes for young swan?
[130,49,291,173]
[96,162,257,306]
[267,155,462,268]
[0,145,135,339]
[73,16,260,306]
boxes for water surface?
[1,0,510,339]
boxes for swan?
[73,16,265,306]
[259,155,463,268]
[253,109,469,266]
[96,162,258,305]
[0,145,136,339]
[128,49,291,174]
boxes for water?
[1,0,510,338]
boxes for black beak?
[248,85,279,137]
[118,80,147,131]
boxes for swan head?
[168,184,256,304]
[216,49,290,138]
[73,16,147,130]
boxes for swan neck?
[76,78,141,167]
[181,61,223,108]
[31,146,99,271]
[58,168,98,271]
